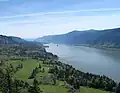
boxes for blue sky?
[0,0,120,38]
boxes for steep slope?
[0,35,26,44]
[36,28,120,47]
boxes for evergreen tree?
[13,79,21,93]
[116,83,120,93]
[42,68,45,73]
[29,69,36,79]
[28,79,41,93]
[4,67,14,93]
[39,64,41,69]
[1,66,21,93]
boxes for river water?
[45,43,120,82]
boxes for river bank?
[73,44,120,51]
[45,43,120,82]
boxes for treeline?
[43,59,117,92]
[0,44,46,59]
[29,63,45,79]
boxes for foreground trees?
[0,62,23,93]
[116,83,120,93]
[0,60,41,93]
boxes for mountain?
[0,35,44,49]
[36,28,120,48]
[0,35,27,44]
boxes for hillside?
[0,44,114,93]
[0,35,117,93]
[0,35,26,44]
[36,28,120,48]
[0,35,43,47]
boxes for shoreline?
[45,43,120,51]
[74,44,120,51]
[49,53,117,92]
[45,43,119,82]
[58,57,118,82]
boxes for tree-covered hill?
[36,28,120,48]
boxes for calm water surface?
[45,43,120,82]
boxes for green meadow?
[10,59,109,93]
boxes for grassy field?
[10,59,109,93]
[40,85,108,93]
[79,87,109,93]
[41,85,68,93]
[10,59,39,80]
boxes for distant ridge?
[0,35,27,44]
[36,28,120,48]
[0,35,40,45]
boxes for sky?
[0,0,120,38]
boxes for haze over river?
[45,43,120,82]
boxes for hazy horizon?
[1,27,120,39]
[0,0,120,38]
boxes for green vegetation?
[0,44,117,93]
[10,59,39,80]
[41,85,109,93]
[41,85,68,93]
[9,59,109,93]
[79,87,109,93]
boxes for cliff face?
[0,35,26,44]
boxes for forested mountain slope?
[36,28,120,47]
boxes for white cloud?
[0,15,120,38]
[0,8,120,19]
